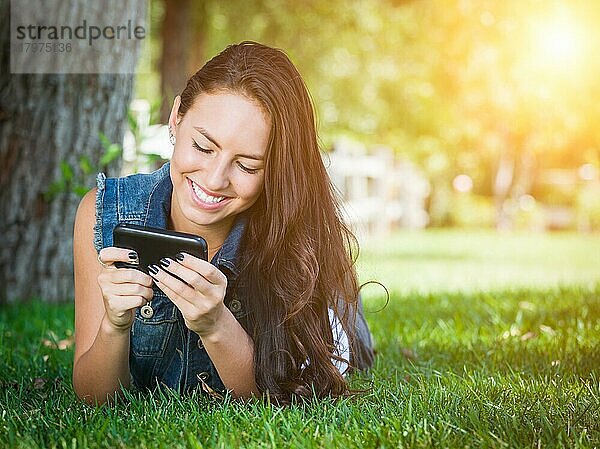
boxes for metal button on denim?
[229,299,242,313]
[197,337,204,349]
[140,304,154,319]
[96,162,257,395]
[197,371,210,382]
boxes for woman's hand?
[97,247,154,331]
[146,253,228,337]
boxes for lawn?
[1,229,599,448]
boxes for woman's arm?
[147,259,259,399]
[72,188,130,403]
[201,308,259,398]
[73,189,153,404]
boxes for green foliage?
[98,148,123,169]
[137,0,600,220]
[2,230,600,447]
[97,132,123,167]
[43,133,122,202]
[447,193,496,228]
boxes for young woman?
[73,41,374,405]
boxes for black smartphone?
[113,223,208,274]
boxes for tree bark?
[0,1,142,303]
[159,0,208,123]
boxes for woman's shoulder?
[76,187,97,220]
[90,163,170,210]
[74,187,97,246]
[101,162,170,185]
[90,162,170,198]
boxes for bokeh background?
[1,0,600,302]
[129,0,600,235]
[2,2,600,446]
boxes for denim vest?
[94,162,250,394]
[94,162,375,395]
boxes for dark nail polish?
[148,265,159,275]
[175,253,184,261]
[129,251,138,260]
[159,258,170,267]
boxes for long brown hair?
[178,41,371,404]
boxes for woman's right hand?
[97,247,154,331]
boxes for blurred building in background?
[123,99,600,234]
[326,137,429,238]
[122,101,430,237]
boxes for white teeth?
[190,180,225,204]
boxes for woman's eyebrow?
[237,153,264,161]
[193,126,264,161]
[194,126,221,149]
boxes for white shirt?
[329,307,350,375]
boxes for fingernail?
[148,265,159,275]
[159,258,170,268]
[175,253,184,261]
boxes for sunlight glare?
[531,15,583,70]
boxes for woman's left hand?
[147,253,228,337]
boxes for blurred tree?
[443,0,600,227]
[143,0,600,227]
[159,0,209,122]
[0,1,143,303]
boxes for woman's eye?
[237,162,259,174]
[192,141,212,153]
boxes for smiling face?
[168,91,271,234]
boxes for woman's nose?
[204,157,230,191]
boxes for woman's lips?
[187,178,232,210]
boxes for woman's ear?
[168,95,182,131]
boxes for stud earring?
[169,127,176,145]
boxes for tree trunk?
[0,1,142,303]
[493,149,515,230]
[159,0,208,123]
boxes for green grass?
[1,229,600,448]
[357,228,600,296]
